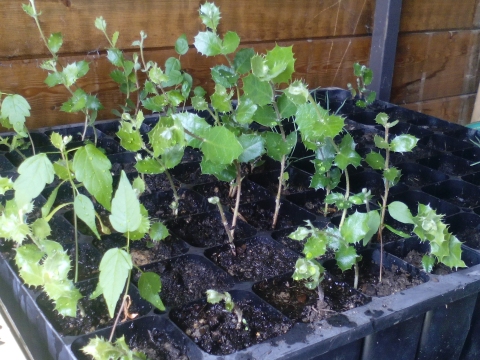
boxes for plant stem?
[26,130,36,155]
[230,161,242,238]
[273,153,285,229]
[354,262,359,289]
[215,201,236,255]
[164,169,179,216]
[377,126,391,283]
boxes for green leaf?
[194,31,222,56]
[162,144,184,169]
[363,210,381,246]
[73,144,113,211]
[365,152,385,170]
[44,72,63,87]
[384,167,401,185]
[117,123,143,152]
[334,134,361,170]
[191,95,209,111]
[341,211,370,244]
[31,218,51,241]
[200,159,236,182]
[263,132,296,161]
[295,103,343,141]
[74,194,101,239]
[94,16,107,31]
[234,97,257,125]
[98,248,132,318]
[200,127,243,164]
[292,258,323,289]
[138,272,165,311]
[277,93,298,119]
[252,105,277,127]
[107,48,124,67]
[233,48,254,74]
[384,224,411,238]
[15,245,45,286]
[289,226,311,241]
[0,176,13,196]
[173,112,209,148]
[221,31,240,55]
[284,80,309,105]
[374,113,389,126]
[47,32,63,54]
[421,255,435,273]
[303,233,328,259]
[112,31,119,47]
[1,94,31,135]
[211,84,233,112]
[142,95,166,112]
[238,134,265,163]
[14,153,54,209]
[388,201,415,224]
[199,2,221,30]
[243,74,273,107]
[374,135,389,149]
[175,34,189,55]
[109,171,142,233]
[53,160,71,180]
[148,116,185,157]
[211,65,238,88]
[265,45,295,84]
[390,134,419,153]
[150,222,169,241]
[335,245,359,271]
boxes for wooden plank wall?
[0,0,375,129]
[391,0,480,125]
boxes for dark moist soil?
[390,148,439,164]
[237,201,303,231]
[141,189,208,220]
[181,147,202,163]
[253,274,370,323]
[141,173,179,193]
[207,238,298,282]
[170,164,217,185]
[403,250,455,275]
[193,181,270,208]
[249,172,310,196]
[65,243,101,281]
[128,328,188,360]
[92,234,188,266]
[440,194,480,209]
[37,282,150,336]
[110,161,137,175]
[167,213,256,248]
[136,256,234,308]
[329,259,426,297]
[400,173,435,188]
[455,227,480,250]
[170,298,293,356]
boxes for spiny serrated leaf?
[303,233,328,259]
[264,45,295,84]
[0,176,13,196]
[289,226,311,241]
[365,151,385,170]
[284,80,309,105]
[74,194,101,239]
[422,255,435,273]
[150,222,169,241]
[117,123,143,152]
[335,245,359,271]
[138,272,165,311]
[31,218,51,240]
[48,32,63,54]
[341,211,369,244]
[200,127,243,164]
[296,103,343,141]
[252,105,277,127]
[237,134,264,163]
[199,2,221,30]
[109,171,142,233]
[221,31,240,55]
[211,65,239,88]
[334,134,361,170]
[194,31,222,56]
[173,112,209,148]
[263,132,296,162]
[148,116,185,157]
[243,74,273,107]
[14,153,54,209]
[211,84,233,112]
[73,144,113,211]
[277,93,298,118]
[233,48,254,74]
[98,248,132,318]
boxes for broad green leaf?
[162,144,184,169]
[73,144,113,211]
[173,112,210,148]
[200,127,243,164]
[199,2,221,30]
[200,158,236,181]
[31,218,51,240]
[150,222,169,241]
[98,248,132,317]
[117,123,143,152]
[53,160,71,180]
[264,45,295,84]
[48,32,63,54]
[288,226,311,241]
[388,201,415,224]
[128,205,150,241]
[363,210,381,245]
[211,65,239,88]
[390,134,418,153]
[234,97,257,125]
[142,95,167,112]
[374,135,389,149]
[210,84,233,112]
[303,233,328,259]
[138,272,165,311]
[74,194,101,239]
[252,105,277,127]
[194,31,222,56]
[238,134,265,163]
[191,95,209,111]
[106,48,124,67]
[284,80,309,105]
[1,94,31,135]
[296,103,343,141]
[335,245,359,271]
[148,64,168,85]
[45,72,63,87]
[365,152,385,170]
[341,211,369,244]
[384,224,411,238]
[109,171,142,233]
[263,132,296,162]
[175,34,189,55]
[421,255,435,273]
[221,31,240,55]
[374,113,389,126]
[94,16,107,31]
[148,116,185,157]
[14,153,54,209]
[15,244,45,286]
[334,134,361,170]
[243,74,273,107]
[233,48,254,74]
[384,167,401,184]
[277,93,297,118]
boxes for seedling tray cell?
[418,133,473,153]
[396,162,449,188]
[0,154,15,172]
[445,213,480,251]
[390,190,460,217]
[422,179,480,210]
[248,167,312,196]
[418,153,480,177]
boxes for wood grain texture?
[400,0,478,32]
[391,30,480,104]
[0,37,371,129]
[399,94,476,125]
[0,0,374,59]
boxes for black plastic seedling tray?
[1,88,480,360]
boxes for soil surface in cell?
[141,189,207,220]
[37,283,149,336]
[455,227,480,250]
[329,259,426,297]
[208,239,298,281]
[403,250,457,275]
[136,256,234,308]
[238,202,305,230]
[170,298,292,355]
[167,213,255,248]
[253,275,369,323]
[128,328,188,360]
